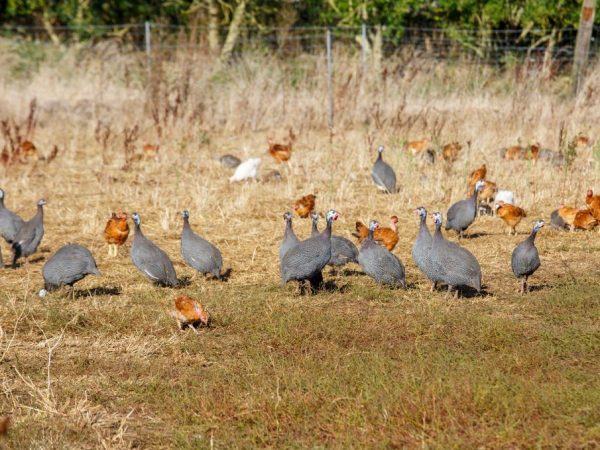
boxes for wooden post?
[573,0,596,95]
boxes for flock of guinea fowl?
[1,135,599,331]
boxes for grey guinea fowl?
[446,179,485,238]
[358,220,406,287]
[371,145,396,193]
[130,212,178,287]
[38,244,101,296]
[550,209,568,230]
[181,210,223,279]
[311,212,358,267]
[511,220,544,293]
[280,209,338,292]
[11,198,45,268]
[219,154,241,168]
[0,188,24,243]
[411,206,437,290]
[430,212,481,298]
[279,211,299,260]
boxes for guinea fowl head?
[368,220,380,232]
[378,145,384,154]
[37,199,47,207]
[132,212,141,226]
[533,220,545,233]
[310,211,319,222]
[326,209,339,223]
[283,211,292,221]
[431,212,443,227]
[182,210,190,220]
[475,179,486,192]
[415,207,427,219]
[0,188,4,199]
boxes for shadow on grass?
[73,286,122,298]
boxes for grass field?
[1,41,600,448]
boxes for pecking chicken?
[573,209,598,231]
[170,295,210,332]
[502,143,540,161]
[405,139,430,155]
[104,212,130,257]
[479,180,498,205]
[293,194,316,218]
[557,205,578,229]
[585,189,600,221]
[353,215,399,251]
[442,142,462,162]
[468,164,487,193]
[495,201,526,235]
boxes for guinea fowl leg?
[523,276,528,293]
[454,288,459,299]
[430,281,437,292]
[445,285,452,298]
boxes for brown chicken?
[20,140,38,161]
[353,215,399,251]
[573,209,598,231]
[503,143,540,161]
[585,189,600,221]
[292,194,316,218]
[104,212,130,257]
[442,142,462,162]
[170,295,210,332]
[405,139,430,155]
[467,164,487,193]
[557,205,578,229]
[572,134,591,149]
[495,201,527,235]
[267,132,293,162]
[479,180,498,205]
[0,415,10,436]
[143,143,160,160]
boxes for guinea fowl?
[218,154,241,168]
[411,207,437,290]
[38,244,101,296]
[357,220,405,287]
[12,198,46,268]
[0,188,24,243]
[181,210,223,279]
[279,211,299,260]
[430,212,482,298]
[446,180,485,238]
[311,212,358,269]
[130,213,178,287]
[280,209,338,293]
[371,145,396,193]
[550,208,568,230]
[511,220,544,293]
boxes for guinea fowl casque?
[170,295,210,333]
[104,212,130,257]
[371,145,397,194]
[495,201,527,235]
[279,211,299,261]
[357,220,405,287]
[446,179,485,238]
[511,220,544,293]
[311,212,358,269]
[11,198,46,268]
[430,212,482,298]
[130,213,178,287]
[280,209,338,293]
[293,194,316,218]
[38,244,101,296]
[0,188,24,244]
[353,216,399,251]
[181,210,223,279]
[411,207,437,290]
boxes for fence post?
[144,21,152,79]
[361,23,368,72]
[326,28,334,135]
[573,0,596,95]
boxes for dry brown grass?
[0,40,599,448]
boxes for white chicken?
[495,190,514,205]
[229,157,261,182]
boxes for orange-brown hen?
[479,180,498,205]
[495,201,527,235]
[467,164,487,193]
[104,212,130,257]
[171,295,210,332]
[293,194,316,218]
[442,142,462,162]
[557,205,578,229]
[585,189,600,221]
[268,137,292,163]
[353,215,399,251]
[573,209,598,231]
[405,139,430,155]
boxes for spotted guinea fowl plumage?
[40,244,101,293]
[130,212,178,287]
[358,220,405,287]
[311,212,358,267]
[11,198,46,267]
[446,180,485,238]
[0,188,24,244]
[511,220,544,293]
[411,207,437,289]
[279,211,299,261]
[181,210,223,279]
[430,212,481,297]
[371,145,396,193]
